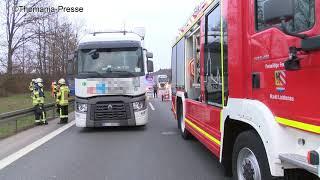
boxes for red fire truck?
[171,0,320,179]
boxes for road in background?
[0,99,229,180]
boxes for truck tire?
[232,130,272,180]
[138,124,147,130]
[177,105,181,130]
[178,105,192,140]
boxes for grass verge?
[0,91,54,114]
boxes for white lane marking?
[149,102,155,111]
[0,121,75,170]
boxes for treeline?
[0,0,80,96]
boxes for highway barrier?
[0,99,74,139]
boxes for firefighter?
[52,81,60,118]
[29,79,36,92]
[153,84,158,98]
[29,79,36,97]
[55,82,61,115]
[33,78,47,125]
[51,81,58,98]
[57,78,70,124]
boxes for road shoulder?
[0,113,74,160]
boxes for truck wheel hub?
[237,148,261,180]
[242,159,255,180]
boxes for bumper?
[75,109,148,127]
[277,128,320,177]
[75,95,148,127]
[134,108,148,125]
[75,112,87,127]
[279,153,319,177]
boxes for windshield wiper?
[81,71,104,77]
[105,70,137,76]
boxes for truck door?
[200,3,229,155]
[250,0,320,133]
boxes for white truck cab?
[157,74,169,89]
[73,29,154,127]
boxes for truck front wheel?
[232,130,272,180]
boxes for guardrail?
[0,99,74,139]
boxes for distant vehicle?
[145,74,155,98]
[69,28,154,128]
[171,0,320,179]
[157,75,169,89]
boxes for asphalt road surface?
[0,98,230,180]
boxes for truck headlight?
[76,103,87,113]
[132,101,145,111]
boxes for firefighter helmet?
[58,78,66,85]
[36,78,43,84]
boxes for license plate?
[102,123,120,127]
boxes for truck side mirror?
[263,0,294,24]
[147,60,154,72]
[301,36,320,52]
[146,52,153,59]
[74,50,78,59]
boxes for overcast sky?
[54,0,201,71]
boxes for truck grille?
[93,102,130,121]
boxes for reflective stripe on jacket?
[32,88,44,106]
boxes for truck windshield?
[158,78,168,83]
[78,47,144,77]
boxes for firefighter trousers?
[56,104,60,114]
[59,105,68,123]
[34,104,46,124]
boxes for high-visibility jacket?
[32,87,45,106]
[55,85,60,104]
[54,85,57,93]
[51,83,57,97]
[57,85,70,106]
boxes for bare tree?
[30,12,78,78]
[3,0,44,75]
[0,0,80,95]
